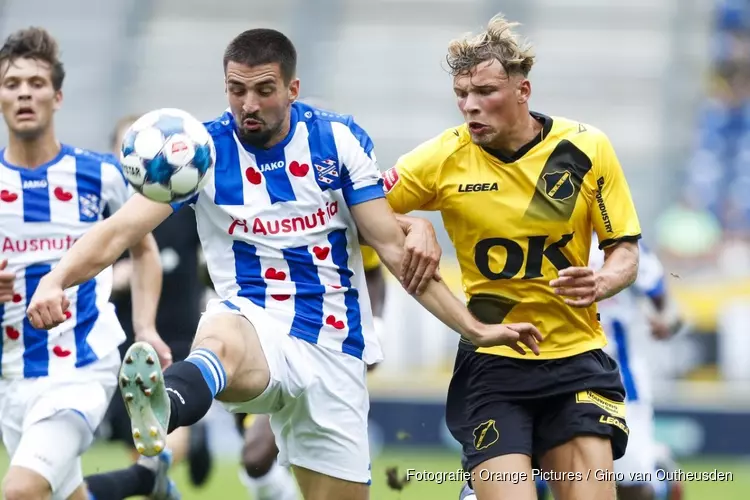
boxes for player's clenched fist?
[550,266,598,308]
[0,259,15,303]
[471,322,543,355]
[26,276,70,330]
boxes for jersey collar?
[482,111,553,164]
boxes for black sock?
[86,464,154,500]
[165,360,216,433]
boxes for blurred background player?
[101,115,214,488]
[235,244,387,500]
[0,27,178,500]
[385,13,641,500]
[533,239,686,500]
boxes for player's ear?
[288,78,300,103]
[517,78,531,104]
[53,89,63,111]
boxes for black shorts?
[445,347,628,475]
[104,338,193,444]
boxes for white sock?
[239,460,299,500]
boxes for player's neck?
[4,130,61,169]
[488,113,543,157]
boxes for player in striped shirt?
[0,28,179,500]
[27,28,541,500]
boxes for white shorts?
[0,349,120,498]
[202,298,372,484]
[615,399,656,483]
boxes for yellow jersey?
[384,113,641,359]
[361,245,381,272]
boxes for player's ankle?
[163,359,217,433]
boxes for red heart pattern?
[245,167,262,185]
[271,294,290,301]
[313,246,330,260]
[330,285,342,289]
[64,311,72,320]
[289,161,309,177]
[53,187,73,202]
[264,268,286,281]
[53,345,71,357]
[5,326,19,340]
[12,294,22,303]
[326,315,345,330]
[0,189,18,202]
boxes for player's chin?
[11,121,45,139]
[468,129,496,146]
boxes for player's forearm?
[595,241,639,301]
[128,234,162,335]
[376,242,479,340]
[46,219,140,289]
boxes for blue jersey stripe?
[74,279,100,367]
[283,246,325,343]
[19,170,51,223]
[328,229,364,358]
[253,148,296,204]
[232,240,266,308]
[346,120,374,158]
[307,120,341,192]
[214,132,244,206]
[75,155,103,223]
[612,319,639,402]
[23,264,52,377]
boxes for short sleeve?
[331,120,384,207]
[101,159,130,216]
[590,132,642,249]
[633,243,665,298]
[384,135,444,214]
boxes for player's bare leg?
[539,435,616,500]
[469,454,537,500]
[3,467,53,500]
[292,466,369,500]
[617,483,655,500]
[239,414,298,500]
[120,312,269,455]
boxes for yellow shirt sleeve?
[590,132,642,249]
[360,246,381,271]
[383,134,447,214]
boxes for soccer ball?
[119,108,215,203]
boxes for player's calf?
[239,414,298,500]
[293,465,369,500]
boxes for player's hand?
[135,328,173,369]
[471,322,543,355]
[649,315,682,340]
[550,267,598,308]
[26,275,70,330]
[401,218,442,295]
[0,259,15,303]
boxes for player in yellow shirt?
[234,246,387,500]
[384,14,641,500]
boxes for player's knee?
[2,468,52,500]
[241,436,278,477]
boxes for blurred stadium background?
[2,0,750,498]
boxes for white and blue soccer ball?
[119,108,215,203]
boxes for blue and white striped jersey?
[0,145,127,379]
[173,102,384,364]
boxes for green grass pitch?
[2,444,749,499]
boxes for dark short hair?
[223,29,297,83]
[0,27,65,91]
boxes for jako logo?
[228,201,340,236]
[23,179,48,189]
[258,161,285,173]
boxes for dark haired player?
[0,27,178,500]
[27,27,541,500]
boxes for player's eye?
[478,88,495,96]
[229,86,245,96]
[257,87,275,97]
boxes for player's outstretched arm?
[27,195,173,330]
[351,198,542,353]
[393,214,442,294]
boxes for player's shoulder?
[398,124,471,167]
[66,145,119,167]
[548,115,612,151]
[65,145,124,182]
[293,101,374,151]
[203,110,235,140]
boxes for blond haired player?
[383,14,641,500]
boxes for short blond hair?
[446,13,535,78]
